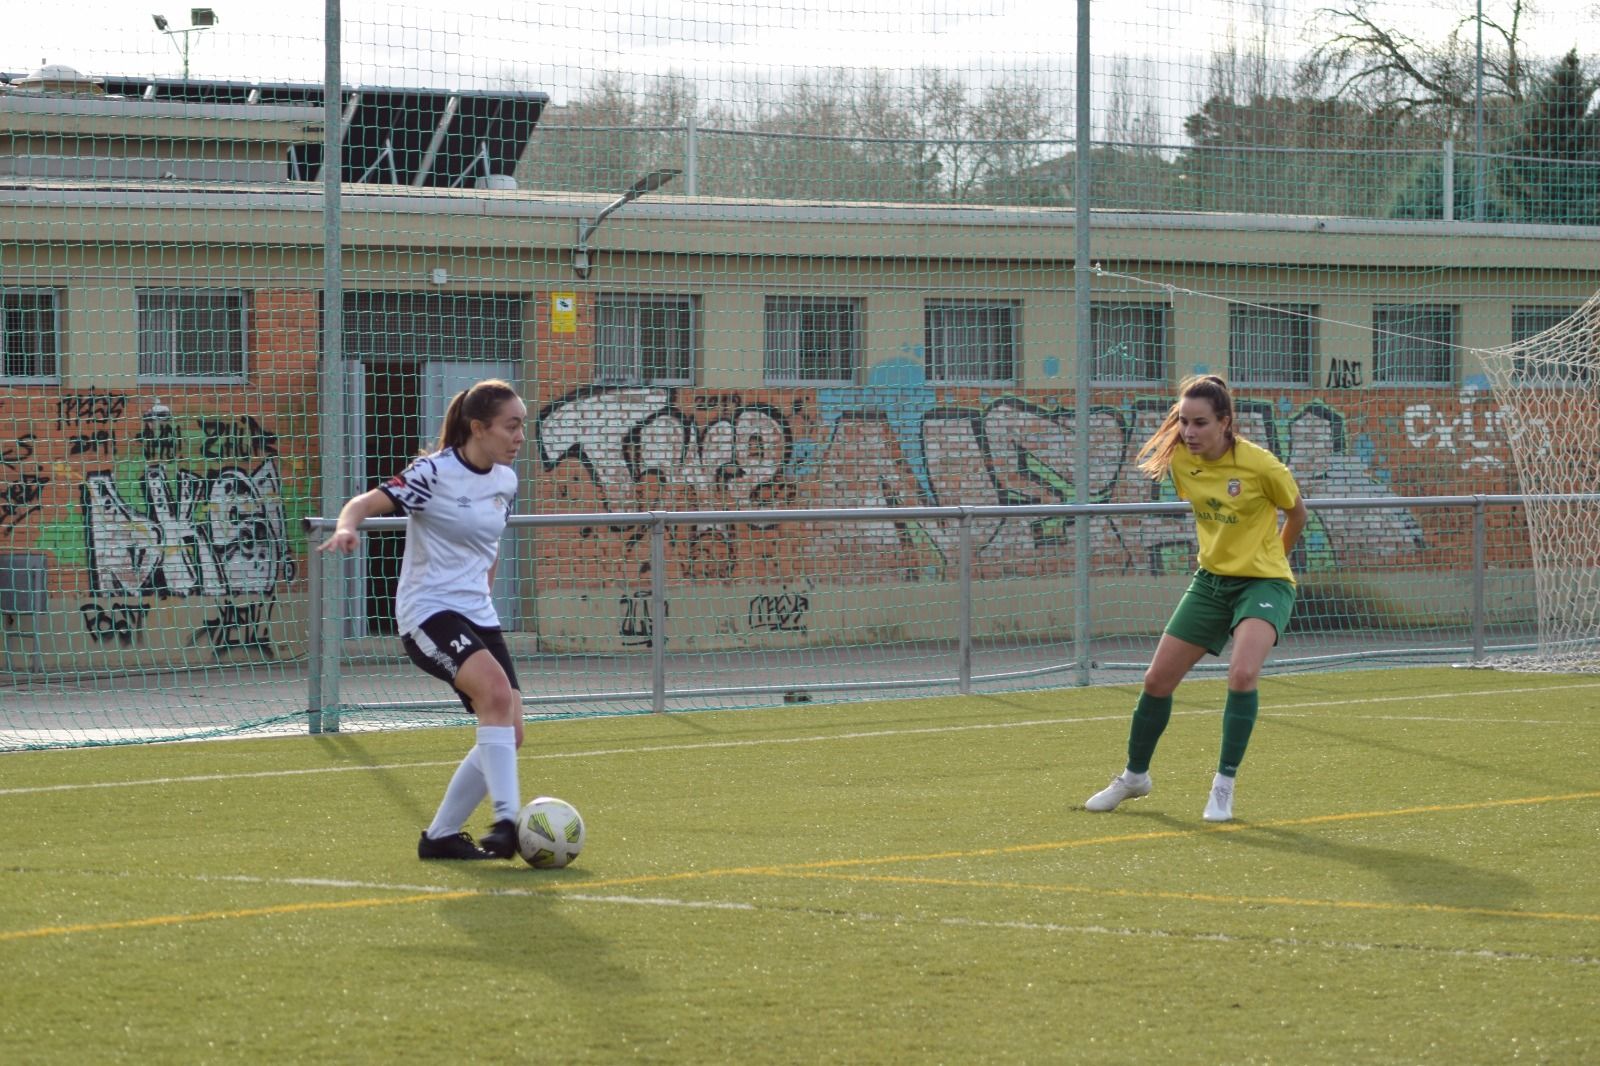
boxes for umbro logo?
[456,496,472,507]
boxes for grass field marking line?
[565,894,757,911]
[1269,679,1600,713]
[6,678,1599,801]
[768,869,1600,924]
[1271,713,1584,725]
[554,789,1600,892]
[0,710,1183,798]
[551,890,1600,966]
[0,890,482,943]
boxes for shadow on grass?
[428,875,650,1001]
[1215,824,1534,909]
[319,732,434,825]
[1266,714,1587,793]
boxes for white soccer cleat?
[1084,771,1152,812]
[1203,777,1235,822]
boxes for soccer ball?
[516,796,585,869]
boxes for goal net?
[1476,292,1600,672]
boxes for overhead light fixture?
[153,8,219,79]
[573,168,681,279]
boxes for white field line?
[2,680,1599,799]
[85,871,1600,967]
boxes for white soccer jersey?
[379,447,518,635]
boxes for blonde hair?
[433,378,520,454]
[1134,374,1238,481]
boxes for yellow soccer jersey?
[1169,436,1302,584]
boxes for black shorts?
[401,610,521,713]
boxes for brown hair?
[1134,374,1238,481]
[433,378,521,454]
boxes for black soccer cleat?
[479,818,518,859]
[417,829,493,860]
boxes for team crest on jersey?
[1227,479,1241,497]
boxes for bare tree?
[1306,0,1534,119]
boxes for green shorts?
[1164,569,1296,657]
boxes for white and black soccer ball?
[516,796,585,869]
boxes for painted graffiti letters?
[68,431,115,457]
[199,415,280,461]
[194,598,276,658]
[1404,386,1524,471]
[0,435,38,465]
[137,404,179,463]
[80,601,152,646]
[1326,359,1364,388]
[619,589,664,646]
[748,588,809,632]
[82,459,290,598]
[0,471,50,530]
[56,392,127,428]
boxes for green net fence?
[3,0,1597,748]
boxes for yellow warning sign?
[551,292,576,334]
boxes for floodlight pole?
[154,11,217,80]
[573,168,681,279]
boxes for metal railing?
[302,493,1598,734]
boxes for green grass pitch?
[3,667,1597,1064]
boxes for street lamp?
[153,9,219,80]
[573,168,681,279]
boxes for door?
[341,358,368,639]
[423,360,521,629]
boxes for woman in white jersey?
[1084,374,1307,822]
[320,379,527,860]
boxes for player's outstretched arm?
[319,489,397,553]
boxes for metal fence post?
[958,508,973,696]
[684,116,698,196]
[1443,139,1455,222]
[305,523,323,734]
[1472,494,1486,661]
[650,513,667,713]
[1073,0,1094,688]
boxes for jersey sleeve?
[379,456,438,513]
[1261,453,1301,510]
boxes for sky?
[6,0,1598,108]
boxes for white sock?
[425,747,487,840]
[476,725,521,822]
[1213,771,1235,791]
[1123,769,1151,783]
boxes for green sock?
[1218,688,1259,777]
[1125,692,1173,774]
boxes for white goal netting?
[1477,292,1600,672]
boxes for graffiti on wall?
[536,367,1448,591]
[0,393,299,659]
[75,404,292,658]
[1402,382,1548,472]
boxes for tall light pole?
[573,169,681,278]
[153,8,219,80]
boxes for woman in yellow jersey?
[1085,374,1307,822]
